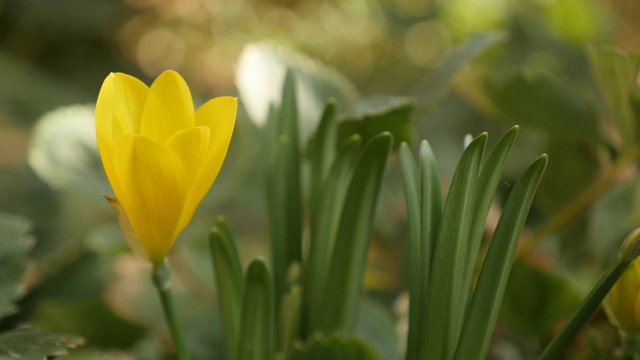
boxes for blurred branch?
[518,143,640,258]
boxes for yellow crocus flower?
[606,259,640,334]
[95,70,236,265]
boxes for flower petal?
[165,126,211,231]
[140,70,195,144]
[96,73,148,198]
[104,195,148,261]
[188,96,237,203]
[114,134,187,264]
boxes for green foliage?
[400,127,547,360]
[502,261,581,336]
[209,218,244,360]
[0,213,32,317]
[238,260,275,360]
[286,334,383,360]
[0,329,84,359]
[338,96,414,148]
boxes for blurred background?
[1,0,640,358]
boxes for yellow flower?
[95,70,236,265]
[606,259,640,334]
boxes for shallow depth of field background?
[1,0,640,359]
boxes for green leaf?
[339,96,414,148]
[279,281,302,354]
[354,297,400,360]
[400,140,442,360]
[265,71,303,302]
[303,135,362,335]
[236,42,359,141]
[33,299,144,349]
[419,31,508,109]
[238,260,275,360]
[28,104,108,205]
[486,70,601,144]
[0,213,31,318]
[454,154,547,360]
[399,143,421,360]
[422,133,487,360]
[286,334,383,360]
[0,329,84,359]
[209,217,244,360]
[501,260,581,336]
[308,101,338,211]
[586,45,640,147]
[462,126,518,306]
[318,133,393,332]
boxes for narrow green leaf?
[454,154,547,360]
[308,100,338,199]
[319,133,394,332]
[238,260,275,360]
[209,217,244,360]
[399,143,422,360]
[416,140,443,358]
[303,135,362,335]
[462,127,519,307]
[279,283,302,353]
[265,71,303,303]
[422,134,487,360]
[537,226,640,360]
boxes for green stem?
[538,257,631,360]
[152,262,191,360]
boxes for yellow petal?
[104,195,148,261]
[95,72,148,136]
[140,70,195,144]
[165,126,211,177]
[96,73,148,199]
[185,96,236,208]
[114,134,187,264]
[165,126,211,231]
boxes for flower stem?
[152,262,191,360]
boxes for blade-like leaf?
[303,135,362,335]
[237,260,275,360]
[265,71,303,302]
[462,126,518,306]
[319,133,394,332]
[399,143,421,360]
[308,100,338,205]
[422,134,487,360]
[209,217,244,360]
[454,154,547,360]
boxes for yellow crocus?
[95,70,236,265]
[606,259,640,334]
